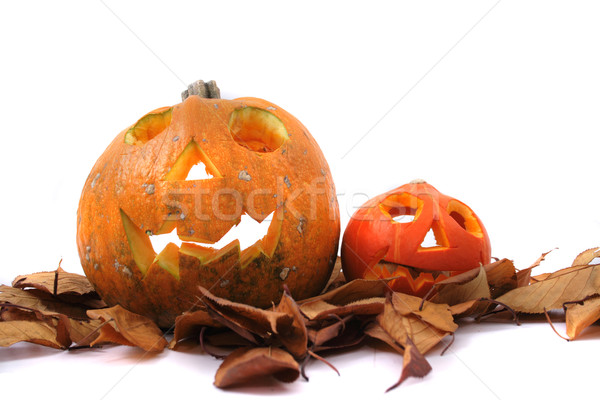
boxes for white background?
[1,1,599,399]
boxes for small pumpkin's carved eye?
[379,193,423,223]
[228,107,289,153]
[124,107,173,146]
[447,200,484,237]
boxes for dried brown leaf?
[321,257,345,293]
[214,347,300,388]
[391,293,457,333]
[0,303,73,348]
[198,286,292,341]
[363,322,404,354]
[377,293,456,355]
[496,263,600,313]
[65,318,103,345]
[484,258,519,297]
[0,285,92,320]
[172,309,221,347]
[300,297,385,320]
[0,301,100,347]
[307,315,353,348]
[425,259,516,301]
[565,296,600,339]
[571,247,600,267]
[386,336,432,392]
[0,320,65,349]
[516,249,556,287]
[299,279,391,307]
[87,305,167,352]
[275,291,308,358]
[448,299,480,316]
[310,317,365,352]
[432,267,491,306]
[12,266,96,296]
[431,267,492,319]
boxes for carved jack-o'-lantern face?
[341,180,491,297]
[76,84,340,327]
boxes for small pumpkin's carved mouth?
[120,209,282,280]
[365,260,451,297]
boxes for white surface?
[1,1,599,398]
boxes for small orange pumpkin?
[77,81,340,327]
[341,179,491,297]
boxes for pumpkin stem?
[409,178,427,184]
[181,80,221,101]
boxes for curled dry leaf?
[12,266,106,309]
[299,278,391,306]
[532,249,600,283]
[516,249,555,286]
[484,258,519,297]
[363,321,405,354]
[431,267,492,319]
[386,336,432,392]
[307,315,353,349]
[0,285,91,320]
[87,305,167,352]
[565,296,600,339]
[171,309,222,348]
[198,286,292,341]
[496,263,600,314]
[423,259,516,304]
[0,304,73,349]
[321,257,345,293]
[432,267,491,306]
[309,316,365,353]
[0,320,66,349]
[0,303,101,347]
[570,247,600,267]
[275,291,308,359]
[214,347,300,388]
[376,293,456,355]
[12,266,96,296]
[300,297,385,321]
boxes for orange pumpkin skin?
[77,95,340,327]
[341,180,491,297]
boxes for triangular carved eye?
[228,107,289,153]
[124,107,173,146]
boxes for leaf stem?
[543,308,570,341]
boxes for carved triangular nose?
[163,140,222,181]
[418,219,449,250]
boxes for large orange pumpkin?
[341,179,491,297]
[76,81,340,327]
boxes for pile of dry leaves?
[2,248,600,391]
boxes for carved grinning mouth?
[148,212,275,254]
[120,208,282,280]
